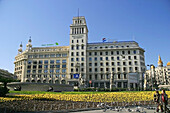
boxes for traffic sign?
[73,74,79,79]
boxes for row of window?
[70,67,139,73]
[88,67,139,72]
[74,19,83,24]
[26,74,66,78]
[88,56,138,61]
[71,45,84,50]
[71,28,84,34]
[15,61,22,66]
[88,45,132,50]
[88,61,139,67]
[15,66,22,71]
[28,53,67,58]
[27,69,66,74]
[71,52,84,56]
[91,82,128,88]
[25,79,66,84]
[71,57,85,62]
[88,50,137,56]
[27,64,66,69]
[28,60,67,64]
[88,74,127,80]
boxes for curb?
[16,108,101,113]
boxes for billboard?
[128,73,139,83]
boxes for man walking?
[154,90,160,112]
[160,89,168,113]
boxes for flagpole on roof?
[78,8,79,21]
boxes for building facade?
[14,16,146,89]
[144,55,170,90]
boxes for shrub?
[0,87,9,97]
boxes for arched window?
[55,80,59,84]
[43,80,46,83]
[26,80,30,82]
[61,80,66,84]
[32,80,35,83]
[37,80,41,83]
[49,80,52,83]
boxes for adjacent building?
[144,55,170,90]
[14,16,146,89]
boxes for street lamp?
[110,72,114,91]
[147,64,154,90]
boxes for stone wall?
[7,82,73,91]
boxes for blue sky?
[0,0,170,73]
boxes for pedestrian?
[160,89,168,113]
[153,90,160,112]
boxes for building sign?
[102,38,106,42]
[41,42,59,46]
[73,74,79,79]
[128,73,139,83]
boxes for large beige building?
[14,16,146,89]
[144,55,170,90]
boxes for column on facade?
[121,82,124,88]
[133,83,136,89]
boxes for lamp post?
[110,71,114,91]
[147,64,154,90]
[51,65,54,84]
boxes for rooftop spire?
[29,36,32,42]
[20,42,22,47]
[158,55,163,67]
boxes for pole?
[147,64,153,91]
[52,65,54,84]
[110,72,112,91]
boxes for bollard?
[33,104,36,111]
[86,103,88,108]
[72,103,75,109]
[4,107,6,113]
[58,104,61,110]
[92,102,95,108]
[79,103,82,108]
[66,104,68,109]
[50,104,53,110]
[111,102,113,107]
[42,104,45,111]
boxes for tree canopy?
[0,69,17,83]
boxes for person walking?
[160,89,168,113]
[154,90,160,112]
